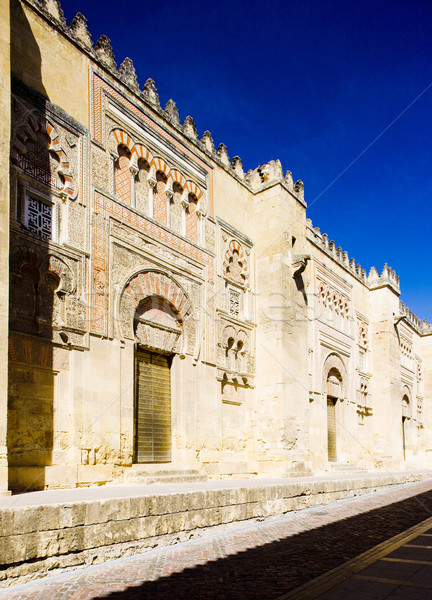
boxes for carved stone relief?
[223,239,249,288]
[110,225,204,280]
[217,320,254,398]
[11,99,79,200]
[317,279,350,318]
[357,319,369,348]
[119,269,199,358]
[9,240,86,344]
[91,145,111,192]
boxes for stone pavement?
[2,478,432,599]
[282,515,432,599]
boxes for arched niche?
[401,385,411,418]
[11,112,76,199]
[119,270,198,358]
[322,352,348,400]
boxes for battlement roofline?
[23,0,306,205]
[398,301,432,336]
[306,218,431,334]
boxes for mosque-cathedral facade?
[1,0,431,494]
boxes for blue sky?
[59,0,432,321]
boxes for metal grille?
[327,397,337,462]
[26,196,52,240]
[135,350,171,463]
[18,155,61,190]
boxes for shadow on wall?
[7,0,55,492]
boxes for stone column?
[0,0,11,495]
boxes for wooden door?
[135,350,171,463]
[327,397,337,462]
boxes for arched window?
[152,172,168,225]
[185,193,198,242]
[135,158,150,214]
[171,182,183,234]
[223,241,249,288]
[114,145,132,205]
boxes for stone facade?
[2,0,432,493]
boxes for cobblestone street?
[2,478,432,599]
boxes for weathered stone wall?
[4,0,431,494]
[0,0,11,495]
[1,471,431,587]
[306,222,430,472]
[11,0,90,128]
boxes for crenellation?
[34,1,301,201]
[94,35,116,71]
[258,160,284,184]
[142,78,160,109]
[216,143,230,167]
[368,263,400,294]
[164,100,180,127]
[231,156,244,180]
[118,57,139,92]
[244,168,261,190]
[39,0,67,27]
[285,170,294,191]
[307,222,399,290]
[294,179,304,200]
[399,300,429,333]
[68,12,92,50]
[201,130,215,155]
[368,266,379,280]
[183,116,198,142]
[421,319,432,335]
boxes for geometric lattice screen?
[26,196,52,240]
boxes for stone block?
[77,465,113,485]
[44,466,77,488]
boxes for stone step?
[329,463,365,474]
[125,469,207,485]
